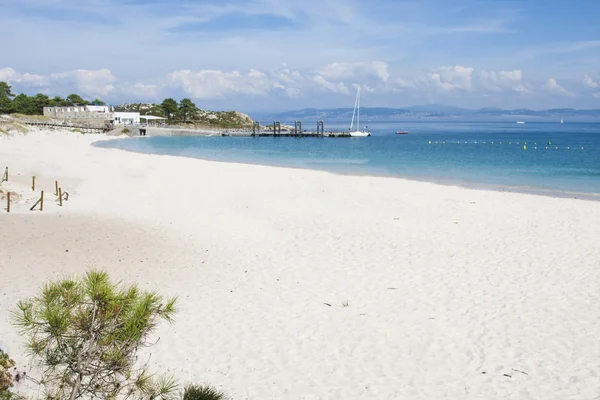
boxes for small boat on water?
[395,131,409,135]
[348,86,371,137]
[516,121,525,124]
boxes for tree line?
[0,81,202,123]
[118,98,200,123]
[0,81,106,115]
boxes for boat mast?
[350,86,359,131]
[357,86,360,131]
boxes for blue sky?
[1,0,599,111]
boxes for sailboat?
[560,119,564,124]
[349,86,371,137]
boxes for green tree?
[178,98,198,122]
[51,96,67,107]
[91,99,106,106]
[0,82,15,113]
[66,94,87,106]
[11,270,178,400]
[11,94,34,115]
[160,98,178,121]
[31,93,52,114]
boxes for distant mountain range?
[251,105,600,122]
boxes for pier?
[222,120,355,138]
[128,120,364,138]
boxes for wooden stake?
[30,191,44,211]
[54,181,59,196]
[6,192,10,213]
[59,188,63,207]
[2,167,7,182]
[32,176,36,191]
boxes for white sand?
[1,130,600,399]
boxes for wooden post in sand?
[30,191,44,211]
[32,176,36,191]
[6,192,10,213]
[2,167,7,182]
[54,181,59,196]
[59,188,63,207]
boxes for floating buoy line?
[427,140,584,150]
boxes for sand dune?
[1,130,599,399]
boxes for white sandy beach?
[1,129,600,399]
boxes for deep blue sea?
[95,121,600,197]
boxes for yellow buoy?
[524,145,527,150]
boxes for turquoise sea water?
[95,121,600,197]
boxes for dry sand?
[1,130,600,399]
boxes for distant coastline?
[252,106,600,123]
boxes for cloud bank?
[1,62,598,110]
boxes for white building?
[43,105,113,119]
[113,112,140,125]
[85,105,111,113]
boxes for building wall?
[114,112,140,125]
[43,107,114,128]
[43,106,114,120]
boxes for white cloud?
[395,78,415,89]
[0,67,46,86]
[479,69,530,93]
[417,66,474,91]
[50,69,116,98]
[318,62,390,82]
[120,82,163,100]
[168,69,272,99]
[397,65,474,92]
[311,75,350,94]
[437,66,474,90]
[583,74,599,89]
[542,78,575,97]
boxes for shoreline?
[93,137,600,202]
[2,130,600,399]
